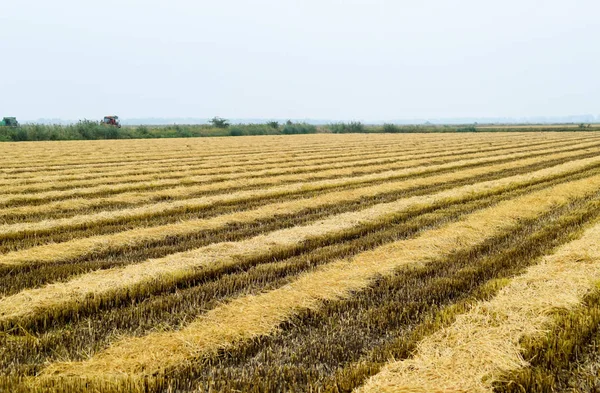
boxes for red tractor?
[102,115,121,128]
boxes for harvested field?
[2,133,600,393]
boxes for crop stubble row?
[2,134,588,208]
[3,147,600,303]
[0,133,554,187]
[2,133,600,393]
[2,135,577,194]
[1,133,495,173]
[26,165,600,393]
[1,137,592,226]
[3,137,599,243]
[0,133,558,170]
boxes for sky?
[1,0,599,122]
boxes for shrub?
[229,126,247,136]
[281,122,317,134]
[382,123,401,133]
[135,126,151,138]
[328,122,365,133]
[456,126,477,132]
[74,120,103,139]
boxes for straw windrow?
[0,136,591,225]
[2,142,599,249]
[3,133,600,392]
[0,134,553,193]
[0,133,549,172]
[357,222,600,393]
[4,160,600,327]
[39,173,600,380]
[2,136,595,209]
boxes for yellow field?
[2,133,600,393]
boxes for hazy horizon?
[2,1,599,121]
[28,114,600,126]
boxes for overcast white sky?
[1,0,599,121]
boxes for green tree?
[266,121,279,129]
[209,117,230,128]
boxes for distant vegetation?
[0,119,598,142]
[328,122,366,133]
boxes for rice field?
[2,132,600,393]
